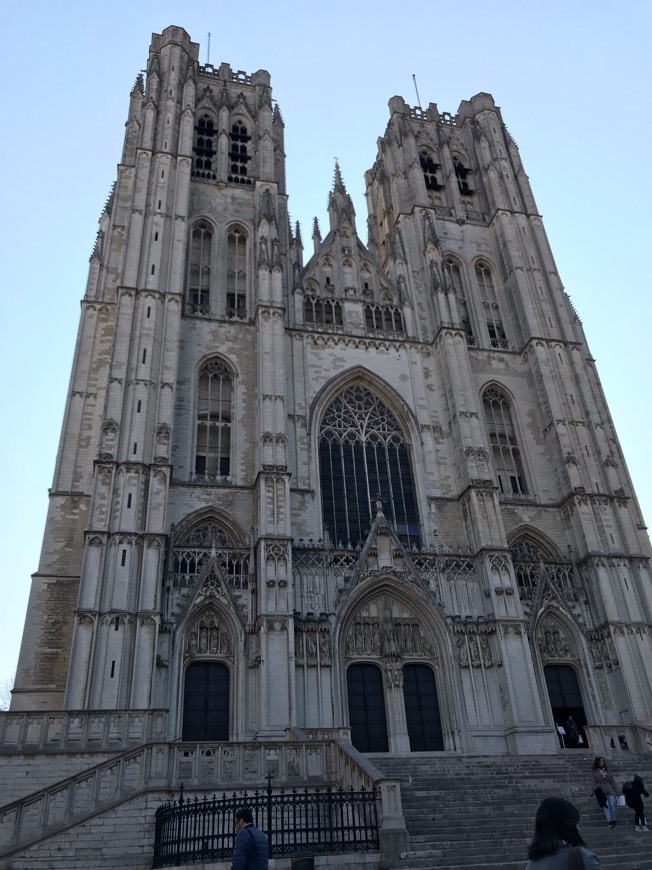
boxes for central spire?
[327,161,356,232]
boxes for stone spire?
[327,161,356,232]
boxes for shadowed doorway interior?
[403,663,443,751]
[347,663,389,752]
[182,661,230,741]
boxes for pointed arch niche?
[339,585,448,753]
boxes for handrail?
[583,724,652,755]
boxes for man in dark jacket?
[232,806,269,870]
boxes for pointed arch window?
[304,296,343,326]
[226,227,247,319]
[193,114,217,179]
[482,387,527,496]
[228,121,252,185]
[195,360,232,480]
[443,257,474,345]
[186,222,212,315]
[364,303,404,334]
[476,262,508,349]
[319,385,420,547]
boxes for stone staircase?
[370,753,652,870]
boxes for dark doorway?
[347,663,389,752]
[182,661,230,741]
[403,664,444,751]
[544,664,587,749]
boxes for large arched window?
[226,227,247,319]
[319,385,420,547]
[186,221,212,315]
[482,387,527,495]
[195,359,233,480]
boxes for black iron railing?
[153,781,379,867]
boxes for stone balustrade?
[0,709,168,753]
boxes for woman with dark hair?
[592,756,618,827]
[525,797,602,869]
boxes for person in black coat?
[622,776,649,832]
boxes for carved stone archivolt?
[185,608,233,659]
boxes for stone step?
[368,752,652,870]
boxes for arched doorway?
[347,663,389,752]
[544,664,587,749]
[182,661,230,741]
[403,664,443,751]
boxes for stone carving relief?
[295,624,331,667]
[588,628,619,671]
[537,615,572,660]
[452,616,501,668]
[344,594,433,661]
[186,608,233,659]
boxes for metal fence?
[153,781,379,867]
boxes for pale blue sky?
[1,1,650,690]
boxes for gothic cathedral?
[9,25,652,759]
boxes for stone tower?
[9,26,652,759]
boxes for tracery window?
[443,257,474,345]
[510,537,580,603]
[193,114,217,179]
[172,519,250,590]
[420,151,444,191]
[304,296,343,326]
[482,387,527,496]
[453,156,473,195]
[186,221,212,315]
[319,385,420,547]
[195,360,232,480]
[226,227,247,319]
[228,121,252,185]
[476,262,508,349]
[364,304,404,334]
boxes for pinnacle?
[130,73,145,96]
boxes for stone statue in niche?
[306,632,318,667]
[457,637,469,667]
[481,637,493,667]
[469,637,481,667]
[319,631,331,665]
[295,629,304,664]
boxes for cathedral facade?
[9,24,652,760]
